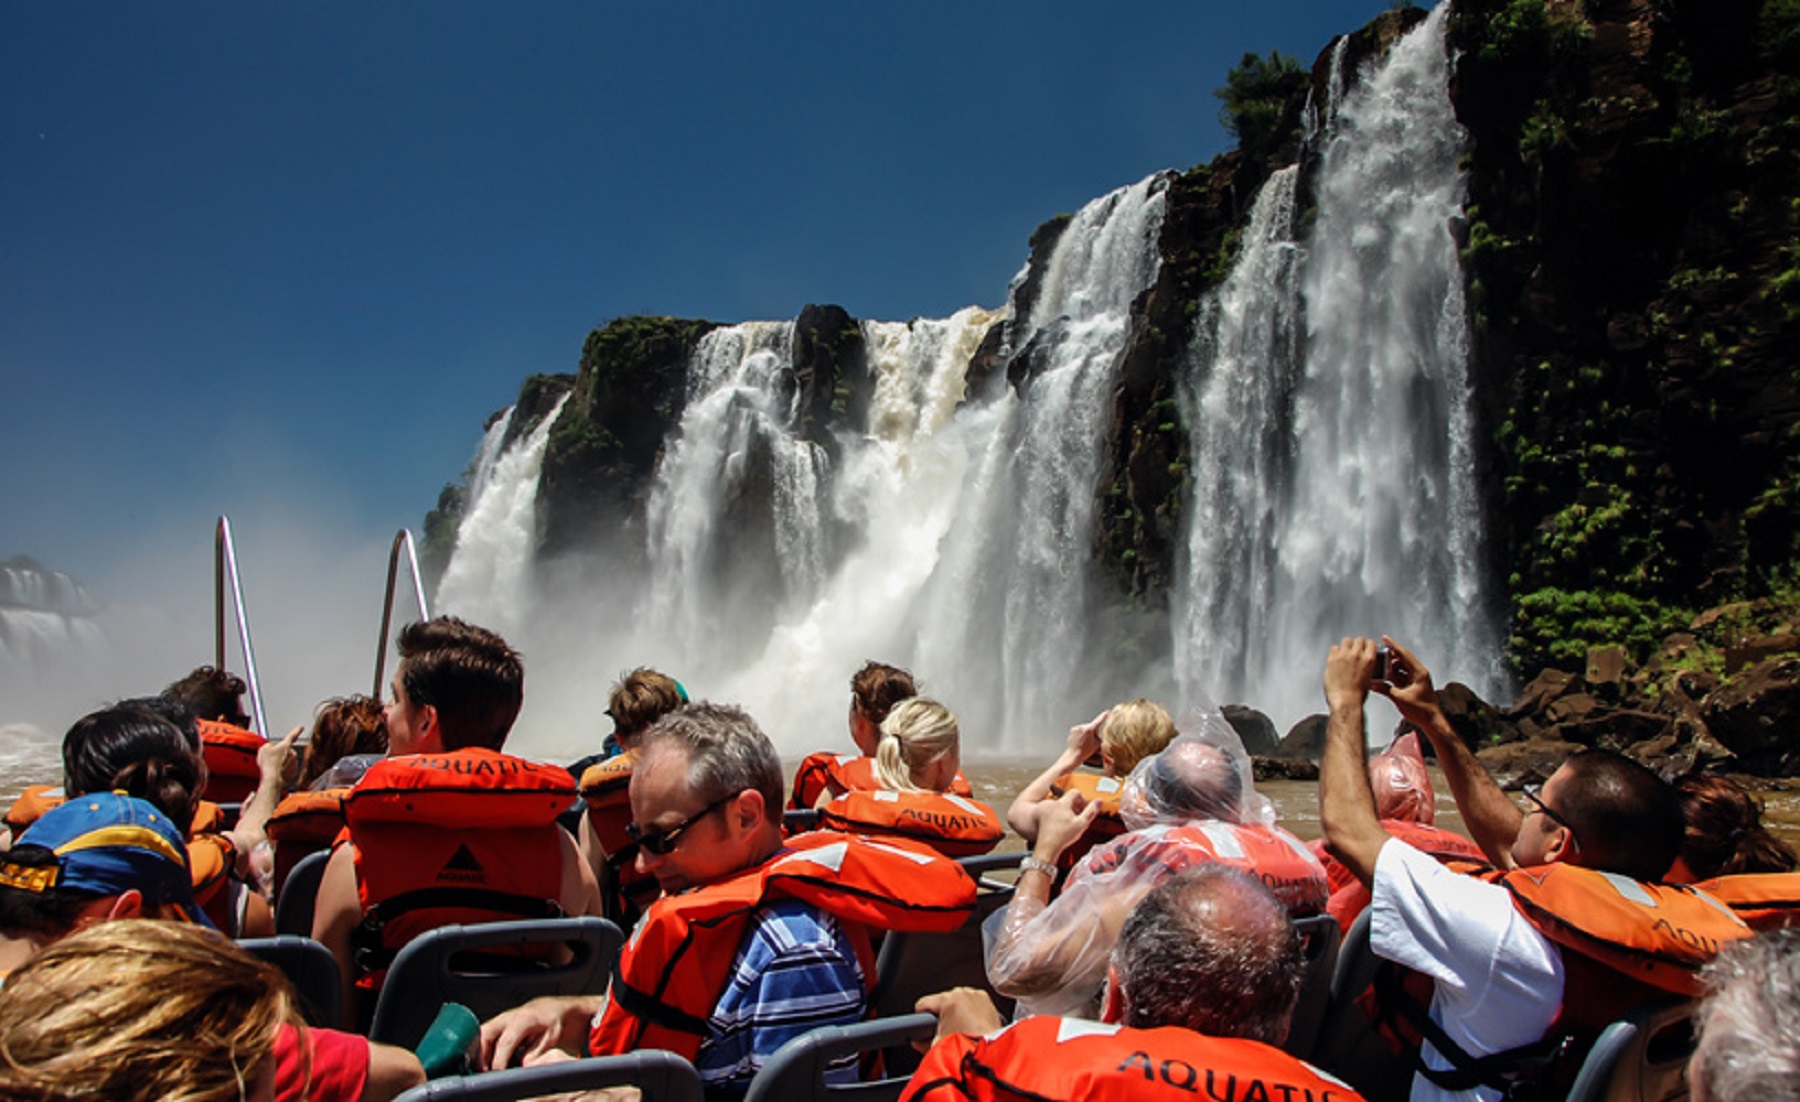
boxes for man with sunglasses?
[1319,636,1744,1102]
[480,702,972,1099]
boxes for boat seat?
[1566,999,1695,1102]
[368,916,623,1050]
[237,934,342,1028]
[1283,911,1342,1060]
[868,850,1020,1077]
[743,1012,938,1102]
[1308,909,1410,1102]
[274,848,331,937]
[394,1051,703,1102]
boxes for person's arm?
[1375,636,1522,868]
[987,793,1133,1001]
[225,725,302,872]
[558,824,604,918]
[360,1041,426,1102]
[1005,712,1107,843]
[311,844,366,1030]
[1319,638,1393,888]
[478,995,605,1070]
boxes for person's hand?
[477,996,594,1071]
[1324,637,1379,711]
[915,987,1003,1048]
[257,725,302,789]
[1372,636,1442,726]
[1065,711,1107,764]
[1033,789,1100,864]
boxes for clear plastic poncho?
[985,705,1297,1020]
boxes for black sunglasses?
[1521,783,1578,840]
[626,793,735,856]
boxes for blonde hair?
[1101,699,1177,777]
[0,919,298,1102]
[874,697,960,793]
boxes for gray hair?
[1111,865,1302,1045]
[639,702,783,825]
[1691,928,1800,1102]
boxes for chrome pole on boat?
[214,516,270,737]
[372,529,431,699]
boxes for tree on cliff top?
[1215,50,1308,165]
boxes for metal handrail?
[372,529,431,698]
[213,516,269,736]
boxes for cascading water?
[439,177,1170,755]
[0,561,105,672]
[1174,165,1304,705]
[435,396,567,642]
[952,175,1170,743]
[1175,6,1501,729]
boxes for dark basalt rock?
[1222,704,1281,757]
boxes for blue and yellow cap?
[3,792,209,926]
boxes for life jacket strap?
[608,959,713,1038]
[350,889,566,974]
[1375,963,1574,1097]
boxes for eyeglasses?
[1521,783,1578,840]
[625,793,735,856]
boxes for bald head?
[1129,738,1244,825]
[1111,866,1303,1044]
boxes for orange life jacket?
[818,789,1005,858]
[1044,772,1129,875]
[4,785,65,834]
[1079,820,1330,916]
[266,787,349,892]
[590,831,976,1061]
[1692,871,1800,931]
[1493,864,1752,999]
[198,718,264,804]
[343,748,575,986]
[1310,821,1486,931]
[577,750,661,923]
[1368,862,1755,1096]
[900,1015,1363,1102]
[788,752,972,810]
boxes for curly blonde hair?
[1100,699,1177,777]
[874,697,961,793]
[0,919,298,1102]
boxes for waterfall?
[1175,165,1304,706]
[0,561,105,672]
[435,395,568,641]
[1175,6,1501,729]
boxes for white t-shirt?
[1370,839,1564,1102]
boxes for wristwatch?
[1018,855,1058,879]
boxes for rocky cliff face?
[1449,0,1800,669]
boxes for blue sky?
[4,1,1393,594]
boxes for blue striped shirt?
[693,896,866,1099]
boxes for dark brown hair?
[607,668,686,745]
[1558,749,1685,882]
[397,617,524,751]
[1676,774,1798,880]
[300,695,388,789]
[161,666,250,729]
[849,661,916,726]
